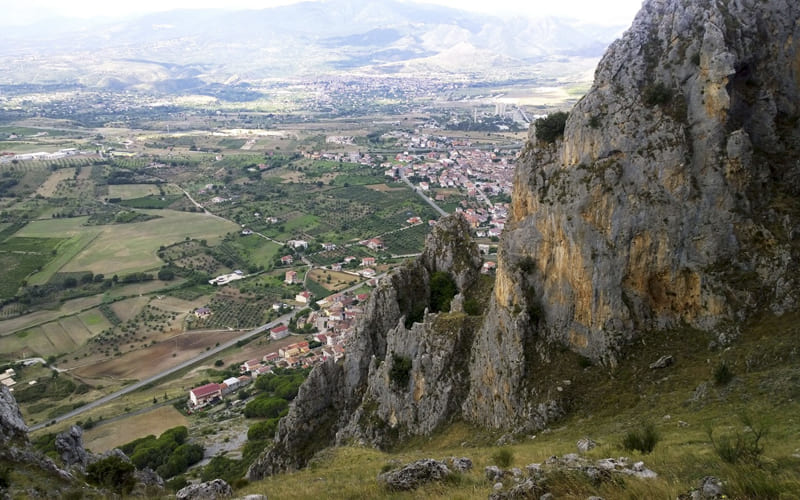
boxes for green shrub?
[389,353,412,388]
[429,271,457,313]
[86,455,136,494]
[713,362,734,386]
[244,396,288,419]
[622,422,660,454]
[247,418,279,441]
[534,112,569,143]
[708,413,768,464]
[491,448,514,468]
[201,455,245,484]
[643,82,672,106]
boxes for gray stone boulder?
[649,355,674,370]
[577,437,597,453]
[679,475,725,500]
[448,456,473,473]
[55,425,88,469]
[377,459,451,491]
[485,465,506,481]
[0,386,28,445]
[176,479,233,500]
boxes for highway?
[29,312,293,431]
[29,275,384,432]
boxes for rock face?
[463,0,800,431]
[248,214,483,479]
[252,0,800,476]
[0,385,28,445]
[55,425,89,470]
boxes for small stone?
[494,482,504,491]
[700,476,724,498]
[540,494,554,500]
[649,355,674,369]
[577,437,597,453]
[485,465,505,481]
[678,420,689,427]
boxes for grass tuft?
[621,422,660,454]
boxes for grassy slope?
[238,311,800,499]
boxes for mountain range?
[0,0,626,90]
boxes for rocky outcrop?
[175,479,233,500]
[464,0,800,431]
[0,385,28,445]
[253,0,800,476]
[55,425,88,470]
[376,458,452,491]
[248,214,483,479]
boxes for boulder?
[55,425,88,469]
[176,479,233,500]
[649,355,674,370]
[377,459,451,491]
[0,386,28,445]
[576,437,597,453]
[448,456,473,473]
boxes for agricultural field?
[29,210,238,276]
[307,269,360,292]
[72,328,243,382]
[107,184,163,199]
[82,405,189,454]
[188,287,272,330]
[0,236,67,298]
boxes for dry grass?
[82,405,188,453]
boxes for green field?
[107,184,162,199]
[17,210,237,276]
[0,236,67,298]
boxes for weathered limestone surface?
[463,0,800,430]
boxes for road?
[29,312,292,431]
[29,274,385,432]
[400,174,448,217]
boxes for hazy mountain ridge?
[0,0,625,89]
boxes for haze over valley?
[2,0,800,499]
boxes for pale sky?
[5,0,643,27]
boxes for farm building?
[189,383,222,406]
[270,324,290,340]
[194,307,212,318]
[221,377,243,395]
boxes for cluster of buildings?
[188,375,251,408]
[0,148,86,163]
[0,368,17,391]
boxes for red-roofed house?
[280,255,294,265]
[284,270,298,284]
[360,257,376,267]
[189,383,222,406]
[295,290,313,304]
[270,324,290,340]
[241,359,262,372]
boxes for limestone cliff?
[463,0,800,430]
[250,0,800,475]
[248,215,483,479]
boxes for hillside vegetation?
[239,311,800,499]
